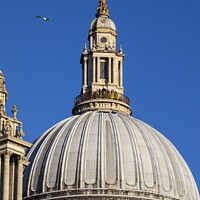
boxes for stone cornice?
[23,188,180,200]
[0,135,32,148]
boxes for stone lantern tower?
[72,0,132,116]
[0,71,32,200]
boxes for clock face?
[101,37,107,43]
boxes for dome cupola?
[72,0,132,116]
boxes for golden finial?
[96,0,110,17]
[12,105,18,119]
[0,100,3,103]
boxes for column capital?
[2,150,12,157]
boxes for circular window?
[101,37,107,43]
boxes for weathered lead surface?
[23,112,199,200]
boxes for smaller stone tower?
[72,0,132,116]
[0,71,32,200]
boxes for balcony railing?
[74,90,130,106]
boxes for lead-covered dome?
[23,112,199,200]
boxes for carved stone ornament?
[4,120,12,136]
[17,124,25,139]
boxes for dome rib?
[141,120,173,193]
[59,114,85,190]
[118,114,140,188]
[64,113,92,187]
[152,126,199,199]
[44,116,79,189]
[132,119,157,190]
[84,112,99,186]
[150,125,186,196]
[134,118,172,194]
[112,113,137,187]
[105,113,118,186]
[78,112,96,188]
[32,120,70,193]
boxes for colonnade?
[83,56,123,88]
[0,151,24,200]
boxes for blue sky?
[0,0,200,191]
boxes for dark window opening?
[100,59,108,79]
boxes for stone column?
[108,57,111,84]
[3,151,11,200]
[97,57,100,82]
[90,37,93,50]
[84,58,87,86]
[93,57,96,83]
[9,157,15,200]
[16,156,24,200]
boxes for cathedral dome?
[23,111,199,200]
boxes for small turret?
[0,71,32,200]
